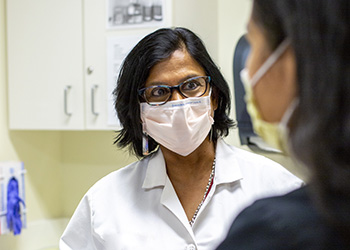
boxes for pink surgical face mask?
[140,91,214,156]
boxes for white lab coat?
[60,139,302,250]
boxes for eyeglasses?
[138,76,211,106]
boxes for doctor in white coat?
[60,27,302,250]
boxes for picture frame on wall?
[106,35,145,126]
[107,0,167,29]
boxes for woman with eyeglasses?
[60,27,302,250]
[217,0,350,249]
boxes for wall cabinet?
[7,0,85,130]
[7,0,121,130]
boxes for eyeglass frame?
[138,76,211,106]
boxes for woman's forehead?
[145,49,205,87]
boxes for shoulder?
[218,139,284,169]
[237,187,312,223]
[218,187,344,250]
[217,139,302,184]
[86,156,150,198]
[232,187,312,229]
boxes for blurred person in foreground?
[217,0,350,249]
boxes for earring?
[142,133,149,156]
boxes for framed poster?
[107,0,167,29]
[106,35,145,126]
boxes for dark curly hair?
[113,27,235,158]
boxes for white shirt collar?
[142,138,243,189]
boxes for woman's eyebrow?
[146,74,202,87]
[146,81,168,87]
[178,74,200,83]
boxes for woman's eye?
[182,80,201,91]
[151,87,168,97]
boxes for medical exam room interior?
[0,0,306,249]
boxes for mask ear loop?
[250,39,291,87]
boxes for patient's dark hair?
[253,0,350,241]
[113,27,235,158]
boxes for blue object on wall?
[6,177,25,235]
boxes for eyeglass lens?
[143,76,208,104]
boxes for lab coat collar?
[142,150,167,189]
[142,138,243,189]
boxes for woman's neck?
[160,137,217,221]
[160,137,216,183]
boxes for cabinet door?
[7,0,84,130]
[84,0,113,130]
[84,0,126,130]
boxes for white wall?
[61,131,138,216]
[217,0,252,147]
[173,0,218,61]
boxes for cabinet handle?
[87,66,94,75]
[64,85,72,116]
[91,85,99,116]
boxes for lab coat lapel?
[142,150,167,189]
[142,150,195,237]
[161,176,195,239]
